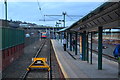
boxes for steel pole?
[5,0,7,21]
[67,32,69,48]
[75,32,77,55]
[82,31,86,61]
[70,33,72,51]
[4,0,7,27]
[63,12,66,28]
[98,27,103,70]
[90,32,93,64]
[86,33,89,63]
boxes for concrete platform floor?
[51,39,119,79]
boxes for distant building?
[0,19,19,28]
[9,22,19,28]
[0,19,8,27]
[19,23,30,28]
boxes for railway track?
[2,39,64,79]
[91,49,118,62]
[21,39,52,79]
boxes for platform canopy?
[59,2,120,33]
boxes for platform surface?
[51,39,118,79]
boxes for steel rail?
[20,40,46,80]
[91,49,117,62]
[48,40,52,80]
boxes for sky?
[0,1,105,27]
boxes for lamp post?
[4,0,7,27]
[4,0,7,21]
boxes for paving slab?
[51,39,118,79]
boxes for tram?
[41,32,47,39]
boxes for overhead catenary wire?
[42,14,80,21]
[36,0,45,21]
[66,14,83,21]
[43,14,63,22]
[66,14,74,21]
[36,3,83,27]
[36,1,60,23]
[37,0,41,11]
[45,15,61,21]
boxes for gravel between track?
[2,39,43,78]
[2,39,65,79]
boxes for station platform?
[51,39,118,79]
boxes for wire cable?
[36,0,45,22]
[66,14,74,21]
